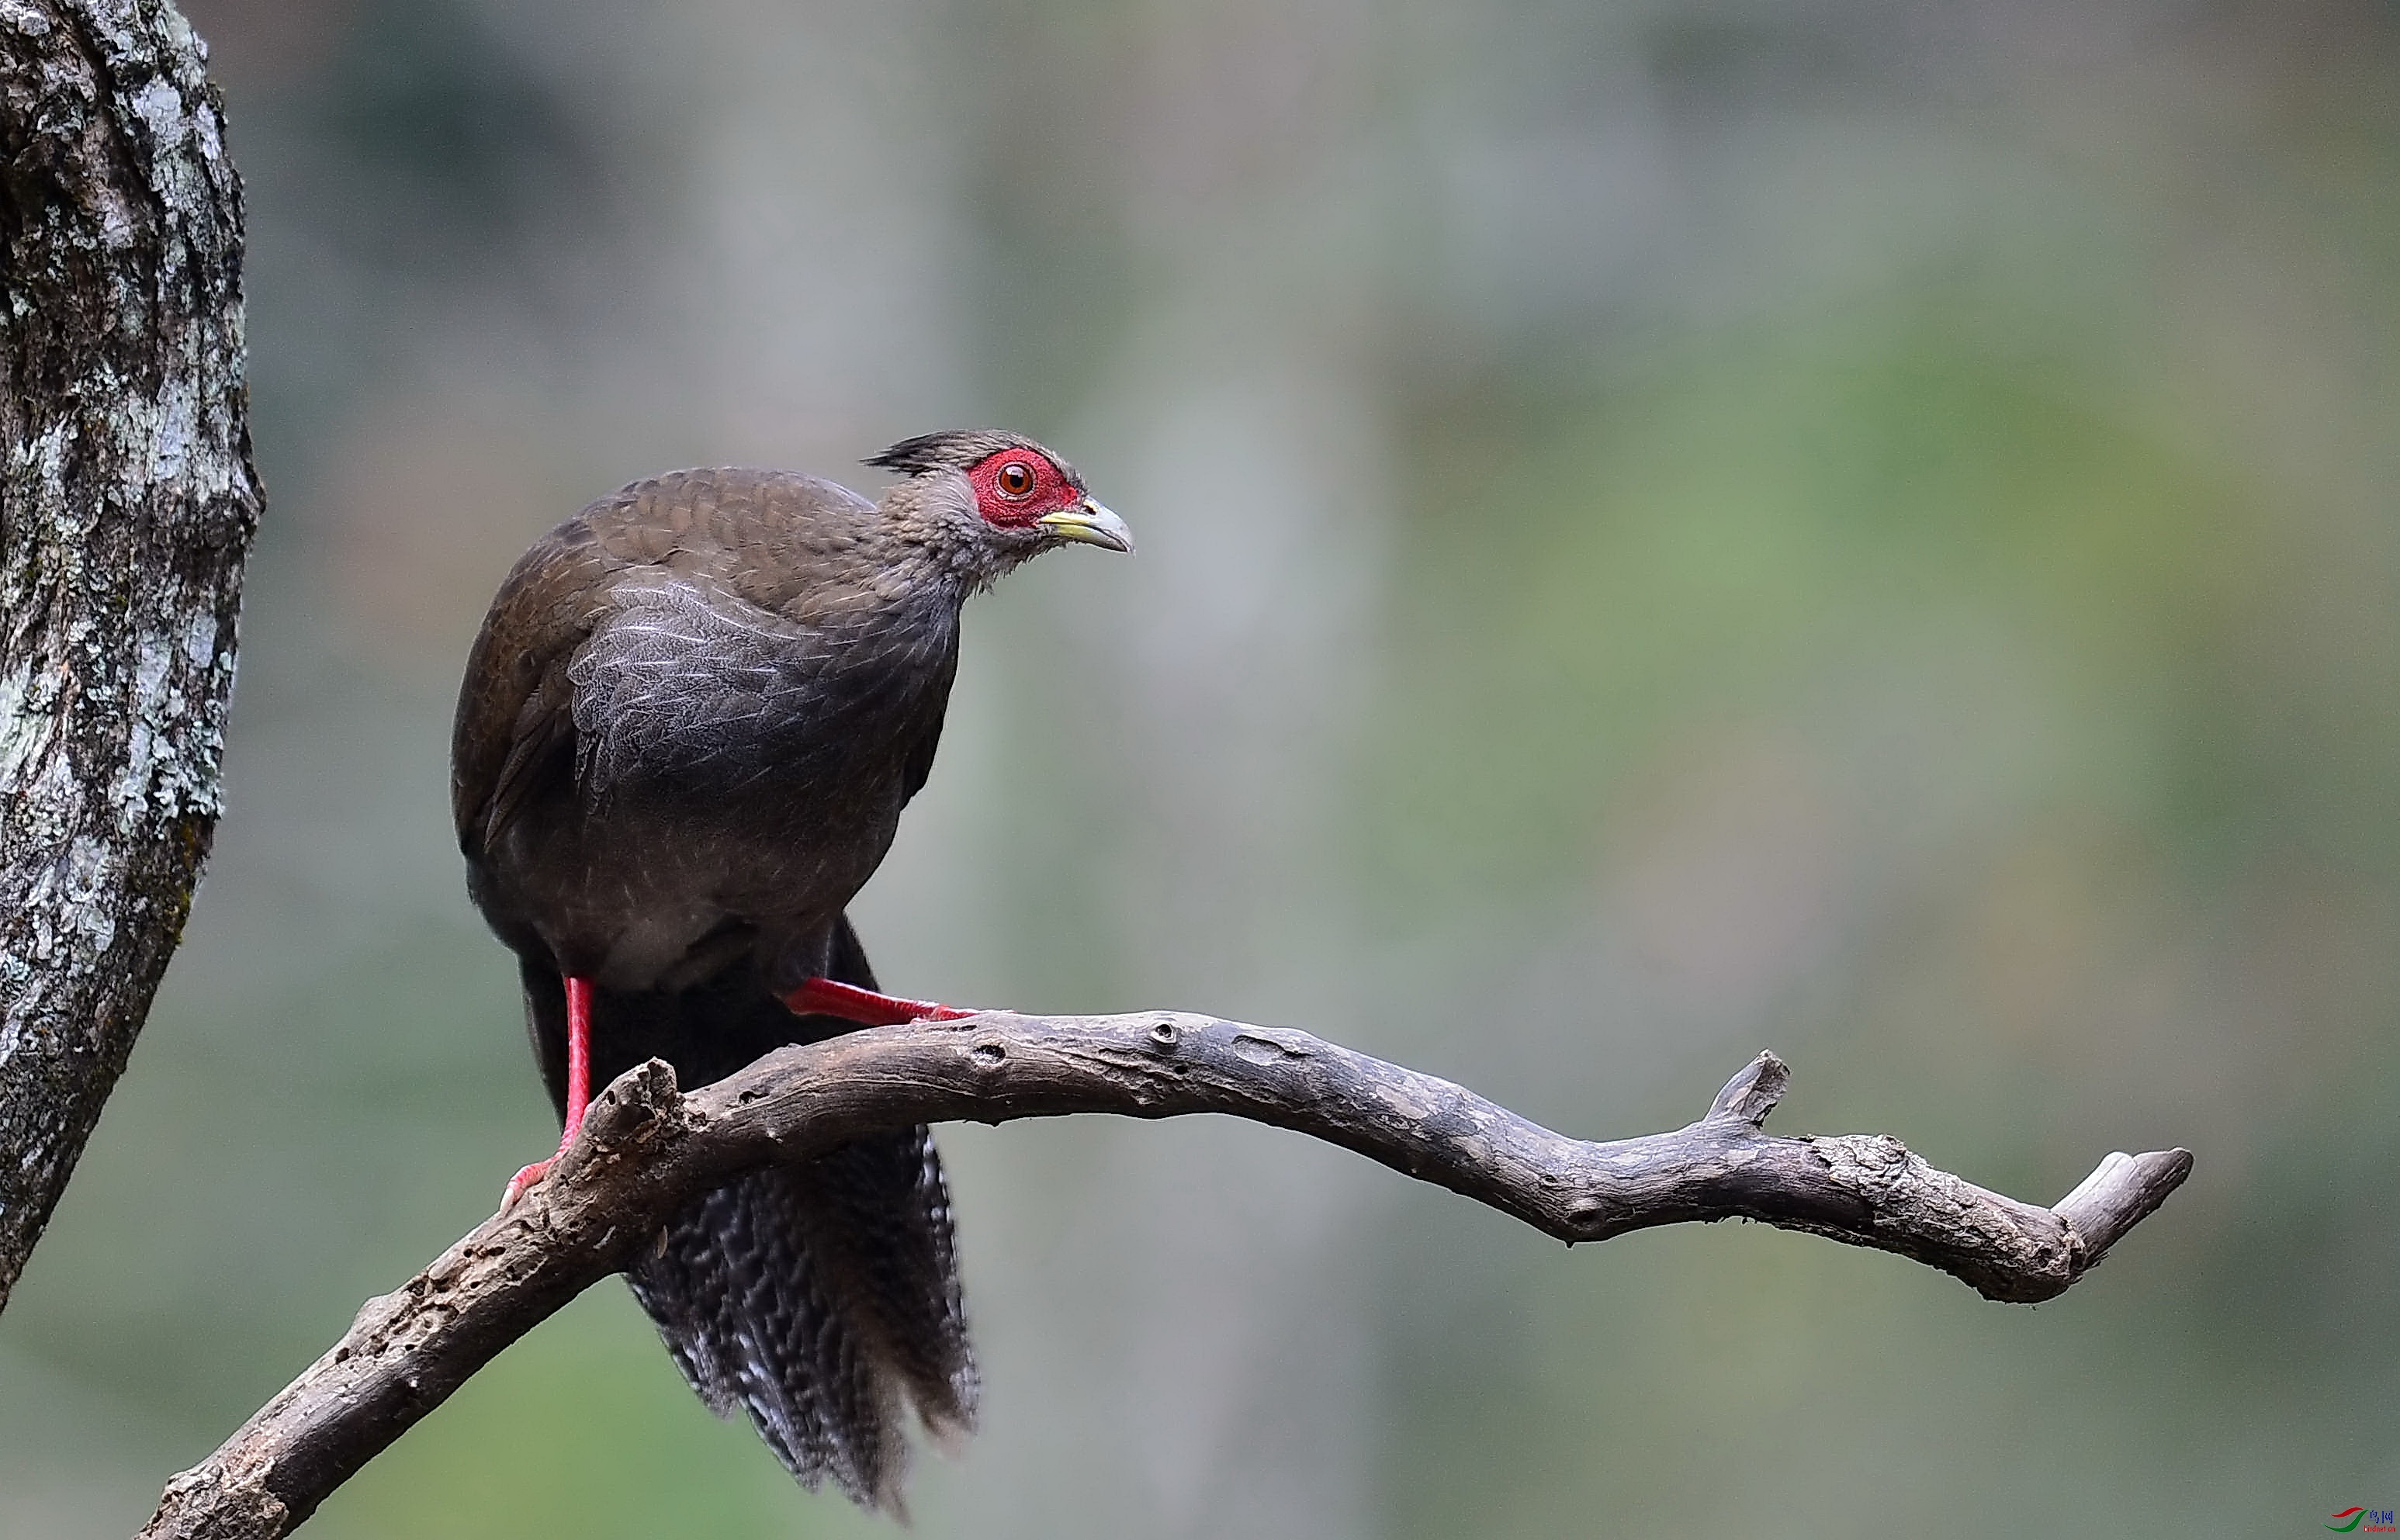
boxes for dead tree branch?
[140,1012,2191,1540]
[0,0,261,1311]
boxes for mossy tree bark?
[0,0,258,1313]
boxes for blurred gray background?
[4,0,2396,1535]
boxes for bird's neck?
[872,479,1034,597]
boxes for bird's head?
[867,430,1131,588]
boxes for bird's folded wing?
[563,566,953,807]
[480,670,576,850]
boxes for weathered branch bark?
[0,0,259,1312]
[140,1012,2191,1539]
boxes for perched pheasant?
[450,431,1130,1511]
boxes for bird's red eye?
[996,461,1036,498]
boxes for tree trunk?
[0,0,258,1313]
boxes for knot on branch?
[2053,1147,2197,1266]
[1706,1051,1790,1126]
[144,1465,286,1540]
[570,1058,687,1156]
[540,1058,693,1214]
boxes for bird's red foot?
[784,977,981,1026]
[500,1156,555,1211]
[500,974,593,1213]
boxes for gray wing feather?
[565,568,953,805]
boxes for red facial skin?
[965,449,1081,528]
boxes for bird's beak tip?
[1036,498,1134,555]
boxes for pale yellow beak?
[1035,497,1134,554]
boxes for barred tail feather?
[518,917,975,1513]
[627,1132,976,1512]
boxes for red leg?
[783,976,978,1026]
[502,974,594,1209]
[562,974,593,1135]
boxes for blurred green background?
[5,0,2397,1535]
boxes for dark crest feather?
[866,429,1082,489]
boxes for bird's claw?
[500,1158,554,1211]
[784,976,984,1026]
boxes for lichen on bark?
[0,0,260,1312]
